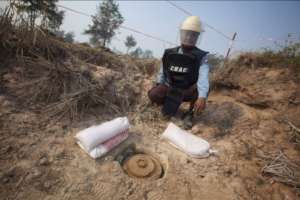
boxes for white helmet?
[180,16,203,33]
[180,16,203,47]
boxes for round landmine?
[123,153,162,180]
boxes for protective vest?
[162,46,208,89]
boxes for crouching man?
[148,16,210,128]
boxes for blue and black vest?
[162,46,208,89]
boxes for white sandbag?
[77,130,129,159]
[75,117,129,152]
[161,123,216,158]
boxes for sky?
[2,1,300,58]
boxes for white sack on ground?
[75,117,130,152]
[77,130,129,159]
[161,122,216,158]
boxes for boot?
[182,110,194,129]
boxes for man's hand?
[194,98,206,115]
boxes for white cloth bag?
[162,123,216,158]
[77,130,129,159]
[75,117,130,152]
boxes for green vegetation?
[125,35,137,54]
[11,0,64,31]
[130,47,154,59]
[235,35,300,69]
[54,30,75,43]
[84,0,124,48]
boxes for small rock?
[39,157,49,166]
[126,188,134,196]
[6,166,16,177]
[2,177,9,184]
[26,168,42,181]
[197,174,205,178]
[3,73,13,81]
[32,168,42,177]
[224,167,233,177]
[2,100,12,107]
[3,145,13,153]
[43,181,52,189]
[0,95,5,103]
[133,75,140,81]
[104,156,114,161]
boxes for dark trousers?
[148,84,198,108]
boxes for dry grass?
[261,151,300,191]
[0,8,146,123]
[9,56,121,121]
[287,121,300,146]
[287,121,300,151]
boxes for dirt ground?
[1,73,299,200]
[0,26,299,199]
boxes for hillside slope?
[0,24,299,199]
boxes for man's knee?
[148,84,168,104]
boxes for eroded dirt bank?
[1,28,299,199]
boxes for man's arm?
[197,55,210,98]
[194,55,210,114]
[156,63,166,84]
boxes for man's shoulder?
[164,46,180,54]
[193,47,209,56]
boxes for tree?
[84,0,124,48]
[53,30,74,43]
[124,35,136,53]
[142,49,154,59]
[130,47,143,58]
[64,31,74,43]
[12,0,64,31]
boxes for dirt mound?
[0,19,159,123]
[196,101,243,137]
[212,53,300,117]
